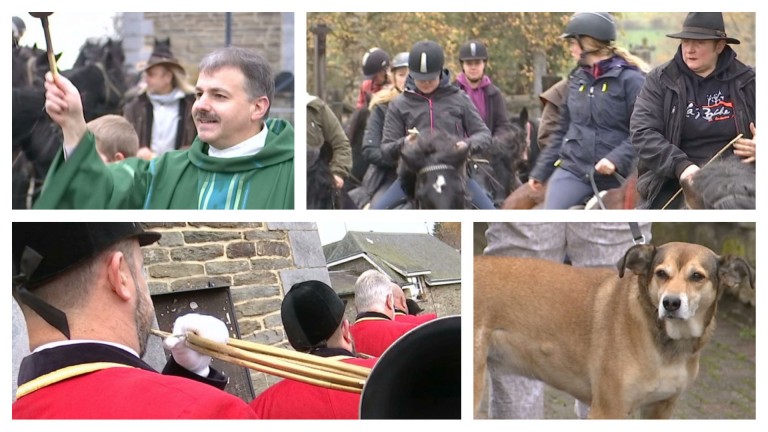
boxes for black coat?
[630,46,755,208]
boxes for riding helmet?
[391,51,410,70]
[561,12,617,42]
[408,40,444,81]
[362,48,391,78]
[458,40,488,62]
[12,16,26,39]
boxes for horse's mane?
[399,130,469,199]
[306,144,336,209]
[344,107,371,183]
[683,158,755,209]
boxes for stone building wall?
[141,13,284,79]
[125,12,294,122]
[142,222,328,394]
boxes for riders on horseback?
[454,40,512,137]
[371,40,494,209]
[528,12,649,209]
[356,47,390,109]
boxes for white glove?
[164,313,229,377]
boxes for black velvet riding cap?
[281,280,346,352]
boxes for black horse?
[306,143,357,210]
[468,119,529,207]
[510,107,540,184]
[343,107,370,187]
[12,40,127,208]
[399,131,471,209]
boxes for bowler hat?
[281,280,345,352]
[667,12,740,44]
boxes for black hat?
[406,298,424,315]
[281,280,345,352]
[408,40,444,81]
[667,12,740,44]
[13,223,161,338]
[362,48,390,78]
[459,40,488,62]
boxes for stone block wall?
[133,13,294,123]
[141,222,327,394]
[142,13,284,78]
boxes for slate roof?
[323,231,461,285]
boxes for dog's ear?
[617,244,656,278]
[718,256,754,290]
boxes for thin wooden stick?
[661,134,743,210]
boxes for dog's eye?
[690,272,705,282]
[655,269,668,280]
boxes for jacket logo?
[686,100,734,122]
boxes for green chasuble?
[34,118,294,209]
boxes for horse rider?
[356,47,390,110]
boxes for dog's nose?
[662,296,682,312]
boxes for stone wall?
[142,13,285,79]
[127,13,294,123]
[141,222,328,394]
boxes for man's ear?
[113,152,126,161]
[250,96,270,121]
[342,319,352,343]
[105,251,132,301]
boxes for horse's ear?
[55,52,62,61]
[32,42,38,50]
[518,107,528,127]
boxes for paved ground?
[477,293,756,419]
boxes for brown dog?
[474,242,754,418]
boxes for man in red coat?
[350,270,419,357]
[250,280,376,419]
[391,283,437,325]
[12,223,256,419]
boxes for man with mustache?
[36,46,294,209]
[12,223,257,419]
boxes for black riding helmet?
[362,48,391,78]
[408,40,444,81]
[458,40,488,62]
[561,12,617,43]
